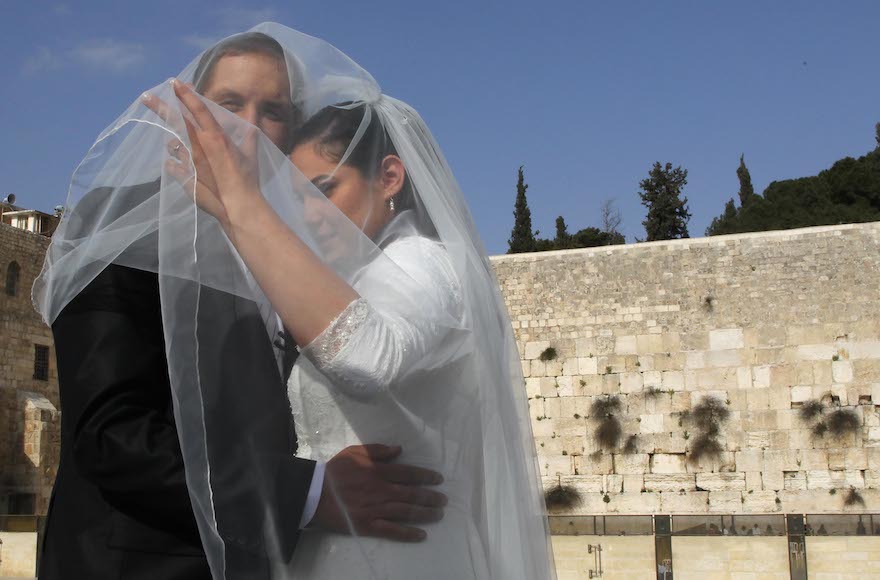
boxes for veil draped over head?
[34,23,555,580]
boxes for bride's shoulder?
[384,235,451,265]
[383,235,460,287]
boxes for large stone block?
[742,490,780,512]
[651,453,688,474]
[644,473,696,492]
[709,328,744,351]
[525,341,551,360]
[735,450,764,472]
[696,473,746,492]
[639,413,665,434]
[613,453,649,474]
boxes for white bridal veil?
[34,23,555,580]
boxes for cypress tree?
[554,216,570,249]
[507,165,537,253]
[639,162,692,241]
[737,154,757,207]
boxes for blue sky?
[2,1,878,254]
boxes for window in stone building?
[33,344,50,381]
[5,261,20,296]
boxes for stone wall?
[672,536,791,579]
[0,223,59,516]
[0,531,37,577]
[491,222,880,515]
[551,536,656,580]
[806,536,880,579]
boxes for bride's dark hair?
[291,103,415,212]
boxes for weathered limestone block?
[801,449,830,470]
[651,453,688,474]
[709,328,744,351]
[805,470,844,490]
[696,473,746,492]
[708,490,743,513]
[613,453,649,474]
[742,490,780,512]
[622,474,644,493]
[653,432,687,454]
[832,360,854,383]
[706,349,742,368]
[620,372,643,394]
[549,475,604,494]
[783,471,807,491]
[745,471,763,491]
[605,474,624,493]
[639,413,664,434]
[662,370,685,391]
[735,450,764,472]
[577,452,612,476]
[578,357,598,375]
[605,492,661,514]
[762,470,785,491]
[539,454,573,477]
[660,490,710,513]
[790,385,813,404]
[615,335,637,355]
[644,473,696,492]
[525,341,551,360]
[753,366,771,388]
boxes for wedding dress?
[286,234,489,579]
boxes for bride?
[41,23,555,580]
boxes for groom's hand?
[311,444,447,542]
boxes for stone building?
[0,203,59,577]
[491,221,880,579]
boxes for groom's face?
[200,52,293,151]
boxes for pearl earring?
[388,198,395,213]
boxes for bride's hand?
[142,80,262,227]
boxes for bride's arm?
[221,194,359,348]
[163,81,359,347]
[299,236,465,398]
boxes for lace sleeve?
[300,237,465,399]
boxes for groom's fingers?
[389,484,448,508]
[378,463,443,485]
[356,444,402,461]
[367,519,427,543]
[377,502,444,524]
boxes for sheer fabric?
[34,23,555,580]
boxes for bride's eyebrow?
[208,89,242,101]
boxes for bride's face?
[290,141,405,239]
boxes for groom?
[39,33,445,580]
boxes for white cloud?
[72,39,145,73]
[23,47,62,75]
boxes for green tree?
[507,165,537,253]
[639,162,692,241]
[737,154,757,207]
[875,122,880,148]
[706,198,738,236]
[554,216,571,249]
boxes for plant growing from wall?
[591,395,623,451]
[623,434,639,455]
[844,487,866,508]
[826,408,861,437]
[687,396,730,464]
[798,397,861,439]
[544,477,582,511]
[539,347,558,362]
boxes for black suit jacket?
[40,260,315,580]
